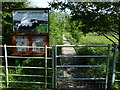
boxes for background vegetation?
[1,1,120,90]
[1,2,64,89]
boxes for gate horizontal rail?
[0,74,52,77]
[0,45,52,48]
[57,78,106,80]
[56,45,110,47]
[57,55,108,58]
[0,66,52,69]
[7,56,52,59]
[56,65,107,68]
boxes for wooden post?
[4,44,9,87]
[45,45,47,89]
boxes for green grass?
[65,32,118,45]
[80,36,118,45]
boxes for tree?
[2,2,29,45]
[50,11,66,45]
[50,2,120,50]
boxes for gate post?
[45,45,47,89]
[52,45,55,90]
[54,45,58,90]
[105,45,111,90]
[4,44,9,87]
[111,44,118,88]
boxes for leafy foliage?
[2,2,29,45]
[50,2,119,31]
[49,11,64,45]
[50,2,120,47]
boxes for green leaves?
[50,2,120,46]
[49,11,65,45]
[2,2,29,44]
[50,2,119,33]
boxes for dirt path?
[58,35,84,89]
[62,35,76,55]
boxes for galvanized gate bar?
[52,45,55,89]
[56,65,107,67]
[8,81,45,84]
[105,45,111,90]
[45,45,48,89]
[111,44,118,86]
[7,56,45,59]
[4,44,9,87]
[54,45,57,89]
[57,78,106,80]
[8,74,52,77]
[56,45,110,47]
[6,66,52,69]
[57,55,108,58]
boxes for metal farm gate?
[0,44,118,89]
[0,45,53,89]
[52,45,111,90]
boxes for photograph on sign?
[16,36,29,52]
[32,36,46,53]
[13,10,49,33]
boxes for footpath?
[58,35,84,89]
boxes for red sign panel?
[12,34,49,55]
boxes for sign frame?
[11,8,50,55]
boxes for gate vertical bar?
[54,45,57,89]
[0,45,3,88]
[111,44,117,87]
[52,45,55,89]
[105,45,110,90]
[45,45,47,89]
[4,44,9,87]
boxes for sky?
[29,0,54,8]
[29,0,71,14]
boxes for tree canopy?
[2,2,29,44]
[50,2,120,47]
